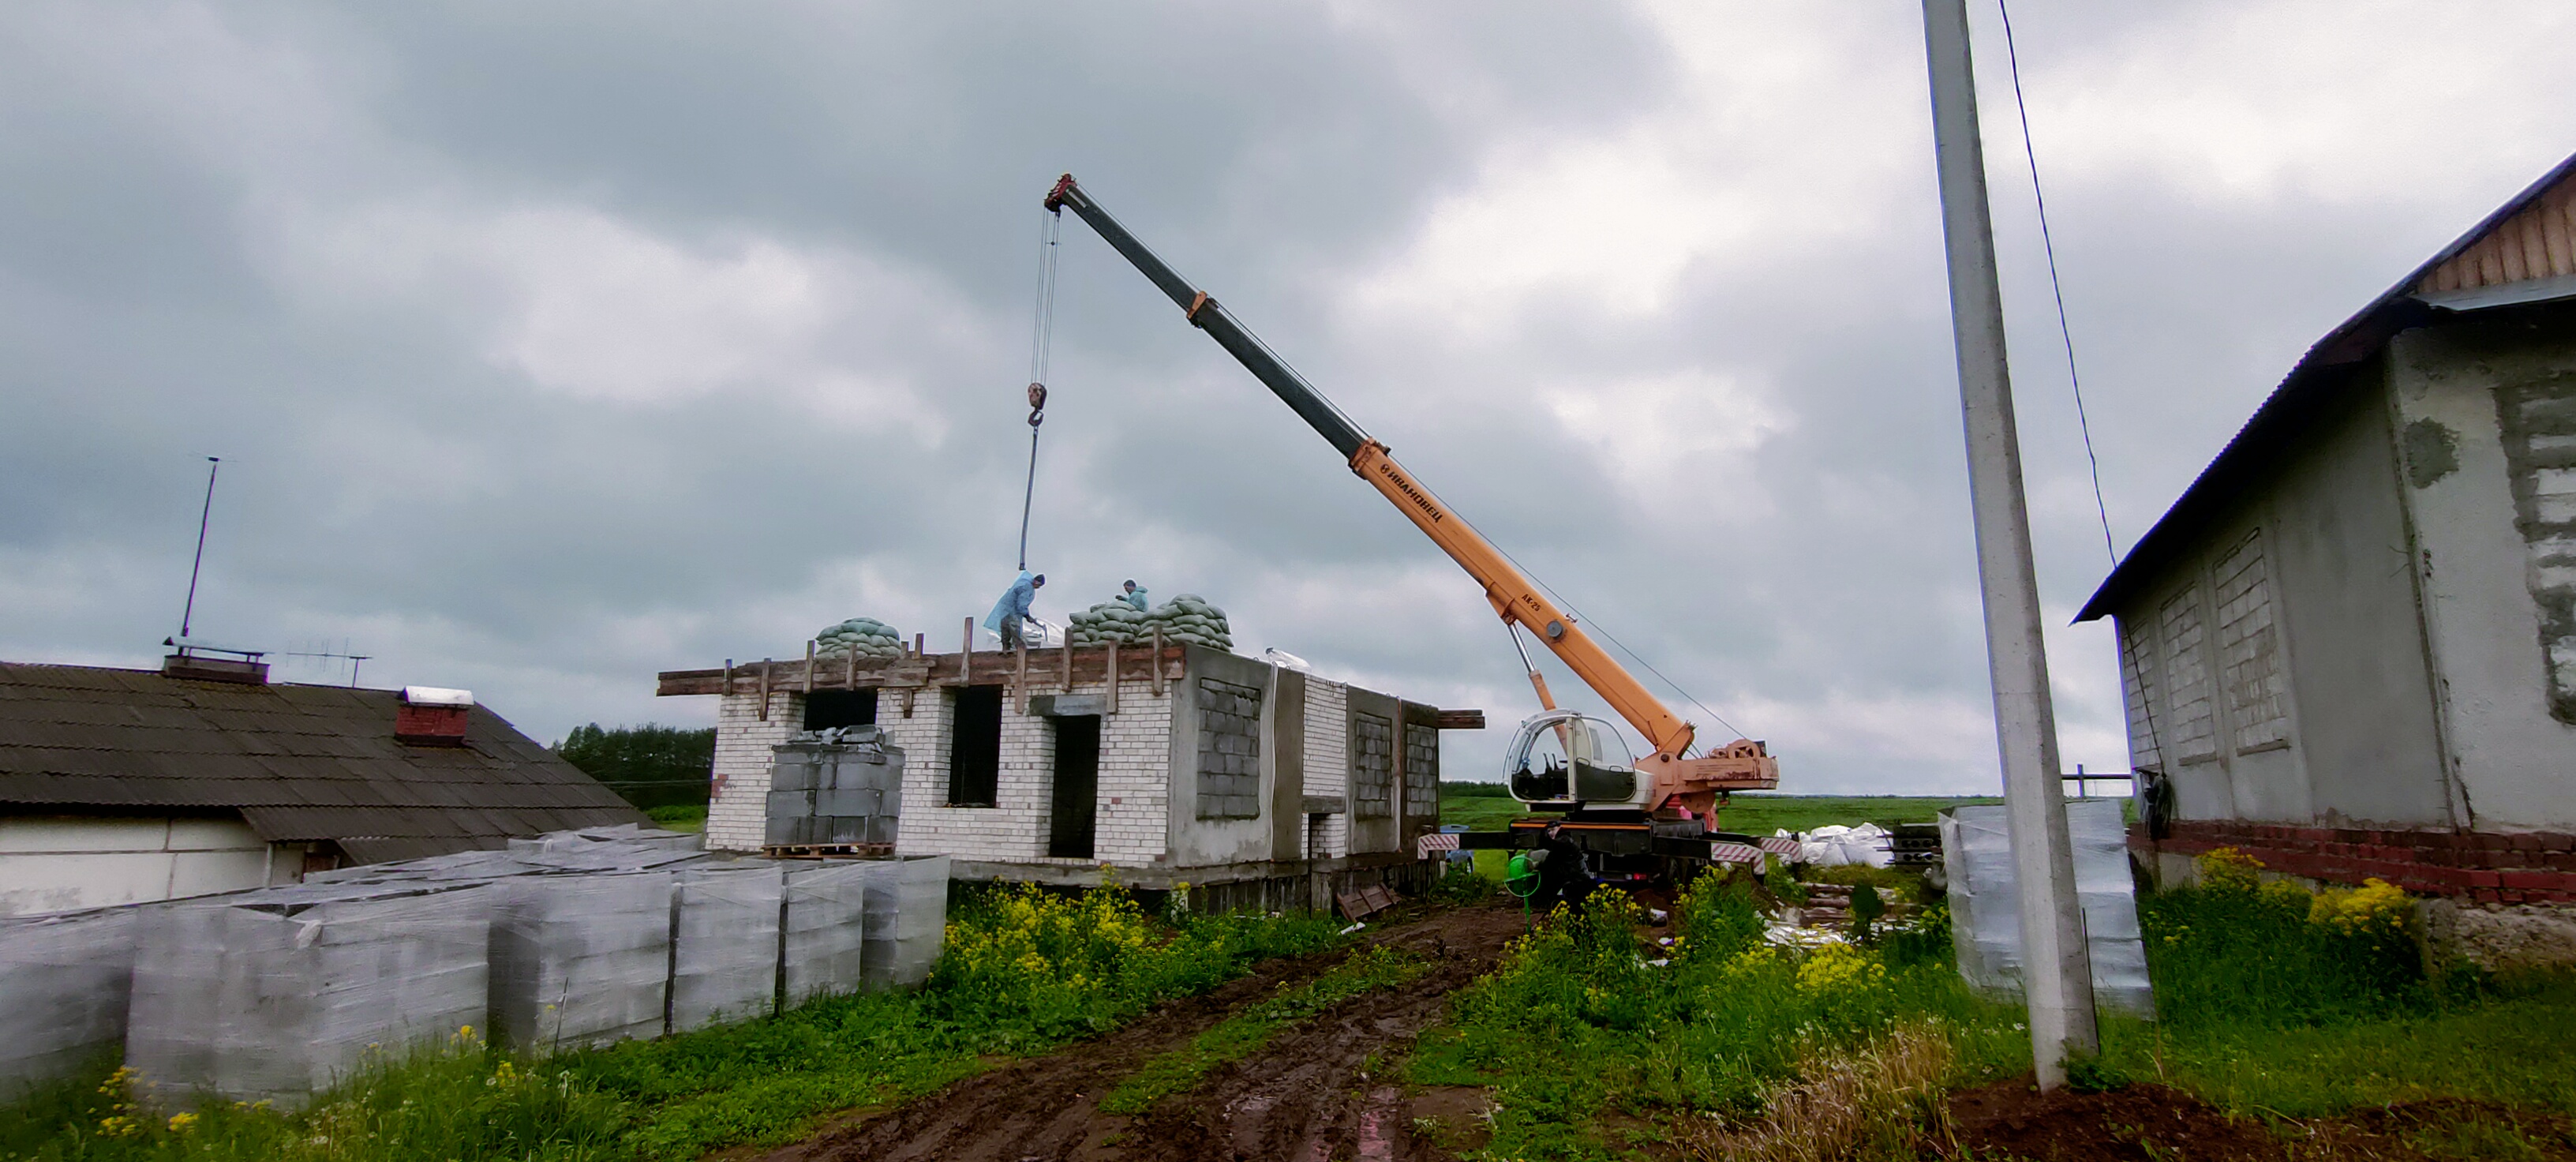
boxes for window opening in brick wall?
[1048,714,1099,859]
[1402,722,1438,819]
[1195,677,1262,820]
[946,685,1002,807]
[2118,617,2162,770]
[2159,585,2218,763]
[2214,530,2290,753]
[1352,713,1393,819]
[803,688,878,732]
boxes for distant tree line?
[1440,780,1514,798]
[555,723,716,810]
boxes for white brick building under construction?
[658,640,1474,912]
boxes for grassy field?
[1409,846,2576,1160]
[0,886,1343,1162]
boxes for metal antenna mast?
[180,456,221,639]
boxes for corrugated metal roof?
[0,662,648,861]
[2076,151,2576,624]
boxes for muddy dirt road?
[765,901,1524,1162]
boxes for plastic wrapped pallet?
[670,864,784,1032]
[1938,800,2155,1018]
[125,883,491,1105]
[489,872,676,1051]
[0,908,139,1096]
[767,731,904,850]
[861,855,950,992]
[780,861,871,1004]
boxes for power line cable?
[1997,0,2118,567]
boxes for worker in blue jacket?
[984,571,1045,650]
[1120,579,1148,613]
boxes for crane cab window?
[1507,713,1638,804]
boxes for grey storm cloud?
[5,0,2573,793]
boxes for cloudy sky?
[5,2,2571,793]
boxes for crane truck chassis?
[1043,174,1784,886]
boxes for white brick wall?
[1304,679,1350,859]
[890,677,1174,868]
[706,691,799,853]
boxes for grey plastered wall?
[2387,307,2576,830]
[2277,377,2451,827]
[1345,687,1400,856]
[2109,373,2451,828]
[1166,646,1280,867]
[1270,669,1307,863]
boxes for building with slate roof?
[2077,152,2576,958]
[0,658,646,917]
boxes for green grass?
[641,805,706,834]
[0,885,1344,1162]
[1404,845,2576,1160]
[1098,945,1430,1114]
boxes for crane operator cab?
[1503,710,1651,811]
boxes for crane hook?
[1027,381,1048,428]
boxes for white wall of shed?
[0,815,302,916]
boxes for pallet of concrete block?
[862,855,949,991]
[1937,800,2155,1018]
[767,727,904,857]
[125,880,490,1106]
[0,906,140,1097]
[489,871,680,1051]
[670,864,784,1032]
[780,860,870,1004]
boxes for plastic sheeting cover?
[125,883,490,1105]
[671,864,784,1032]
[861,855,949,992]
[781,861,871,1003]
[490,873,676,1051]
[0,909,139,1096]
[1938,801,2155,1018]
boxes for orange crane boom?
[1043,174,1777,812]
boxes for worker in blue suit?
[984,571,1045,650]
[1120,579,1148,613]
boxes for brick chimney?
[396,686,474,746]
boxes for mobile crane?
[1044,174,1780,881]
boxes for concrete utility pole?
[1918,0,2099,1088]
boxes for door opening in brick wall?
[948,686,1002,807]
[1048,715,1100,859]
[803,688,878,732]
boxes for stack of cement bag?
[1066,593,1233,652]
[814,617,905,660]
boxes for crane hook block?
[1027,381,1048,428]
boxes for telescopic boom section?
[1046,174,1744,778]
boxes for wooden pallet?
[762,842,895,860]
[1335,883,1399,922]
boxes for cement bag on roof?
[670,864,784,1032]
[860,855,949,992]
[127,883,491,1106]
[816,617,904,660]
[781,861,871,1004]
[489,872,676,1051]
[0,908,138,1096]
[1938,800,2154,1018]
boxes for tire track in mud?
[763,902,1523,1162]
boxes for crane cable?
[1017,208,1064,571]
